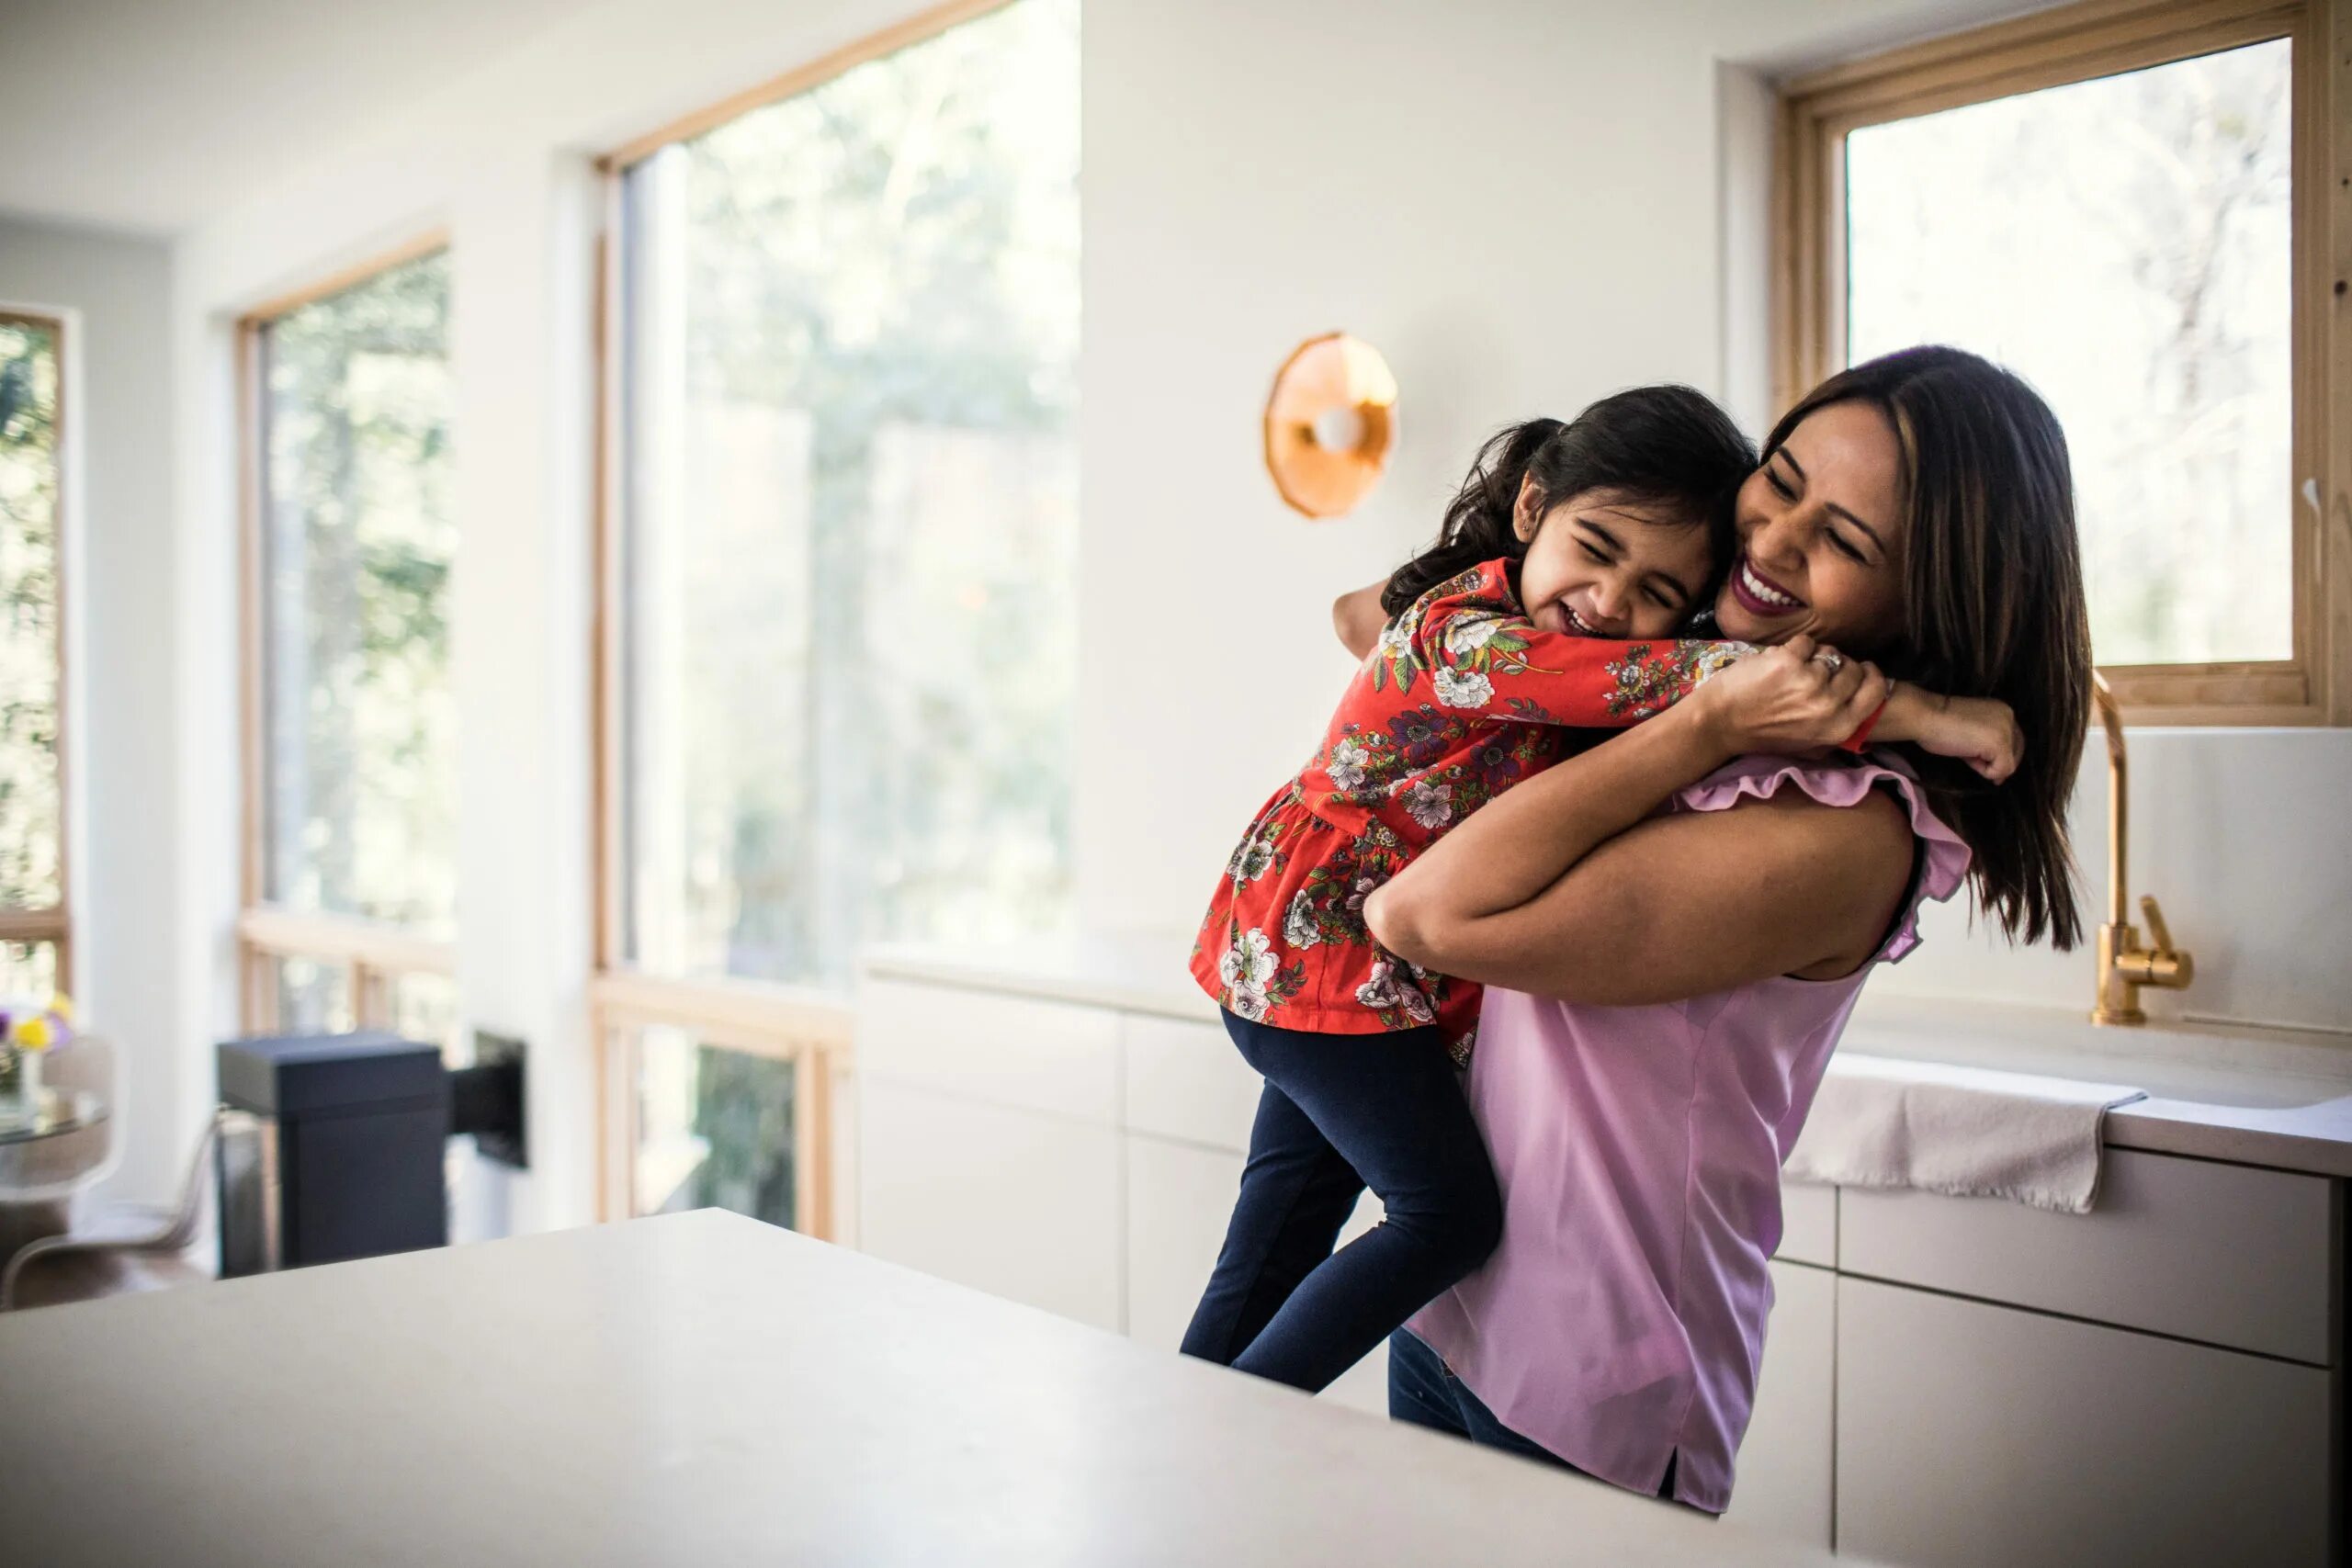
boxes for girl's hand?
[1692,636,1889,756]
[1913,694,2025,783]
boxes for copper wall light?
[1263,333,1397,519]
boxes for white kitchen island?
[0,1210,1847,1568]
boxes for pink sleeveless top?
[1406,753,1970,1514]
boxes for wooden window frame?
[0,309,74,994]
[235,231,459,1037]
[581,0,1021,1232]
[1776,0,2352,725]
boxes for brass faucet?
[2089,671,2193,1025]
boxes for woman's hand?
[1691,635,1888,756]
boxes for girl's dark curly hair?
[1381,385,1758,617]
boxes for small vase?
[0,1045,19,1101]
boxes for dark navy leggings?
[1389,1329,1690,1506]
[1179,1010,1502,1393]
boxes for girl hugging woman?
[1181,384,2016,1396]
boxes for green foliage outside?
[261,251,456,933]
[627,0,1078,989]
[0,319,61,918]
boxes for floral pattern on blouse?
[1190,558,1761,1052]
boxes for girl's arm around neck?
[1364,691,1916,1006]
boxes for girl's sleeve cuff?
[1838,696,1887,753]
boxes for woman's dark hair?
[1382,386,1757,617]
[1771,346,2092,951]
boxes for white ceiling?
[0,0,598,236]
[0,0,2076,242]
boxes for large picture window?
[1778,0,2348,722]
[239,241,458,1043]
[0,311,69,997]
[594,0,1079,1232]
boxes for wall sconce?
[1263,333,1397,519]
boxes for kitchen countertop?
[0,1212,1850,1568]
[863,939,2352,1180]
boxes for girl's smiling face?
[1512,479,1714,640]
[1715,400,1909,651]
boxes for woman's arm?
[1365,642,1915,1002]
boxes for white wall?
[0,219,179,1206]
[124,0,2346,1221]
[1078,0,2351,1038]
[1077,0,2015,935]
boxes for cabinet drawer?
[1722,1260,1833,1550]
[1837,1277,2331,1568]
[1838,1149,2335,1363]
[859,978,1120,1124]
[1777,1180,1834,1269]
[1125,1136,1244,1351]
[1123,1014,1260,1151]
[860,1078,1123,1331]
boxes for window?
[238,239,460,1051]
[591,0,1079,1231]
[0,312,70,997]
[1778,0,2349,722]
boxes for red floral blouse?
[1189,558,1764,1059]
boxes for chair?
[0,1108,219,1312]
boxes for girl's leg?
[1227,1017,1503,1393]
[1179,1069,1367,1367]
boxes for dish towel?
[1785,1052,2147,1214]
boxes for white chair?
[0,1107,219,1311]
[0,1034,122,1267]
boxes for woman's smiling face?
[1715,400,1909,652]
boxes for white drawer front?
[1125,1136,1244,1351]
[1838,1149,2335,1363]
[1776,1180,1834,1269]
[1123,1014,1261,1151]
[1837,1277,2331,1568]
[1722,1260,1833,1550]
[859,978,1120,1124]
[860,1078,1123,1331]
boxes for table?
[0,1211,1854,1567]
[0,1086,106,1145]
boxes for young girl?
[1180,386,2012,1394]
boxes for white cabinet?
[1777,1180,1835,1269]
[1125,1136,1244,1352]
[859,1077,1123,1331]
[862,980,1120,1122]
[860,964,2343,1562]
[1839,1148,2333,1364]
[1122,1013,1259,1150]
[1722,1260,1834,1551]
[1836,1275,2333,1568]
[1124,1131,1390,1413]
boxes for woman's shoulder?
[1671,752,1973,965]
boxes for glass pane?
[631,1027,797,1229]
[0,317,62,908]
[621,0,1079,989]
[1846,39,2291,666]
[390,971,461,1060]
[0,940,58,1000]
[272,954,355,1035]
[260,251,458,932]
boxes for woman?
[1333,345,2090,1513]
